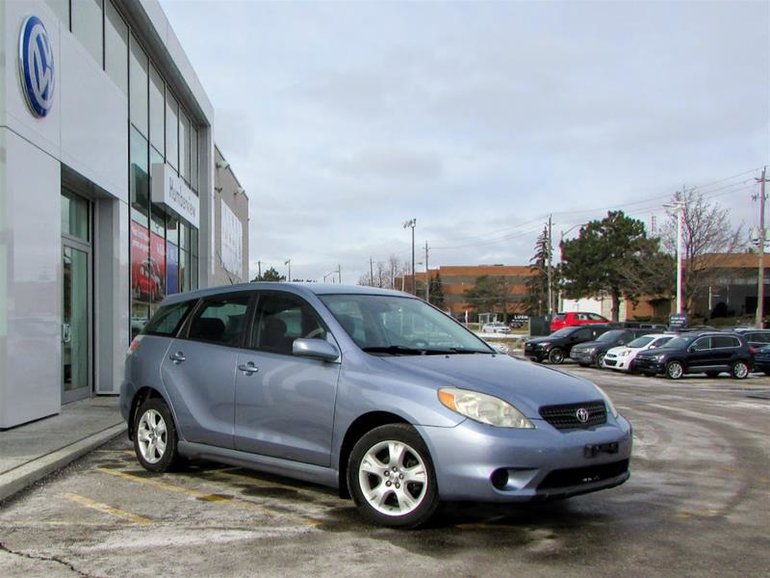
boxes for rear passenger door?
[160,293,253,448]
[234,291,341,466]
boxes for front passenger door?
[234,292,341,466]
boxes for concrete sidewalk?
[0,396,126,503]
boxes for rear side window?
[143,301,195,337]
[187,295,251,346]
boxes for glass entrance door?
[61,189,92,404]
[62,244,91,402]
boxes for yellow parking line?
[65,492,152,525]
[96,467,319,527]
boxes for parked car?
[550,311,610,333]
[734,328,770,348]
[633,331,754,379]
[120,284,632,528]
[569,328,659,368]
[524,324,610,364]
[481,321,511,334]
[752,344,770,375]
[602,333,676,373]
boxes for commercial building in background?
[408,265,534,319]
[212,146,249,286]
[0,0,248,428]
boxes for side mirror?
[292,338,341,362]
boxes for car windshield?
[549,327,579,338]
[319,293,494,355]
[597,330,625,342]
[627,335,655,348]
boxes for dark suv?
[633,331,754,379]
[524,325,610,364]
[569,328,658,369]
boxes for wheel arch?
[337,411,410,499]
[127,386,167,440]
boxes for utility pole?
[755,166,768,328]
[547,215,553,316]
[257,260,262,279]
[370,258,374,287]
[424,241,430,303]
[337,264,342,284]
[403,218,416,294]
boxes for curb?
[0,423,126,503]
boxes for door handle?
[238,362,259,376]
[169,352,186,364]
[62,323,72,344]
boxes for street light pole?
[403,218,416,294]
[665,201,685,315]
[284,259,291,282]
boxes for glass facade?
[52,0,204,336]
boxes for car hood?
[525,335,563,345]
[380,354,603,417]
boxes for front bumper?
[417,415,632,502]
[633,358,665,375]
[570,350,595,365]
[524,347,547,362]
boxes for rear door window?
[186,294,252,347]
[712,335,739,349]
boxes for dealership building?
[0,0,249,428]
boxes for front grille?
[539,459,629,489]
[539,401,607,429]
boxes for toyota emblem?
[576,408,590,423]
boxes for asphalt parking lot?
[1,365,768,577]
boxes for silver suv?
[121,283,632,528]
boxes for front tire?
[665,360,684,380]
[134,398,179,472]
[548,348,565,364]
[348,424,438,528]
[595,353,606,369]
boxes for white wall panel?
[0,128,61,428]
[59,31,128,203]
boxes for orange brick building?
[403,264,535,319]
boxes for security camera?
[216,161,230,170]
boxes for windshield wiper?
[447,347,495,354]
[361,346,426,356]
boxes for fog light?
[490,469,509,490]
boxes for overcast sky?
[159,0,769,284]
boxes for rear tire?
[133,398,179,472]
[731,361,749,380]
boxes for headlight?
[652,353,667,362]
[620,350,630,357]
[535,342,549,350]
[438,387,534,428]
[594,385,619,418]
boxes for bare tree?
[359,255,410,289]
[662,186,744,313]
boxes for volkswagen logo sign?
[18,15,55,118]
[576,407,591,424]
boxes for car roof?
[158,282,413,306]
